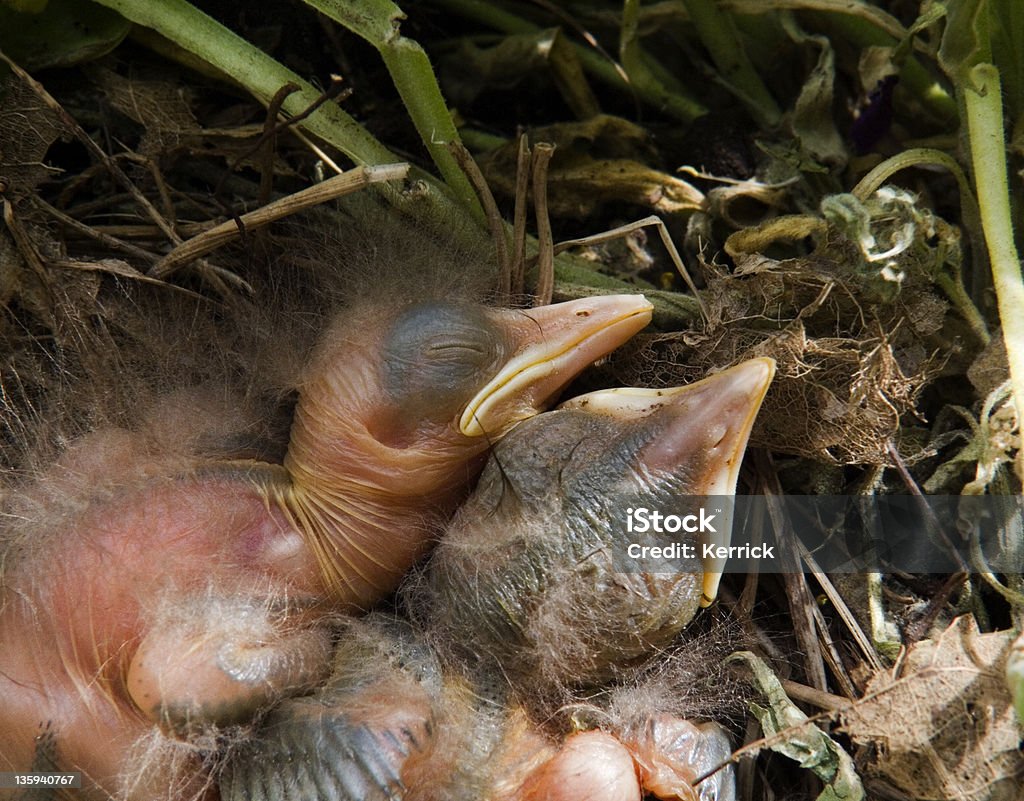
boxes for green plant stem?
[852,148,970,202]
[93,0,390,163]
[682,0,781,127]
[91,0,468,220]
[438,0,706,123]
[458,127,509,152]
[935,272,990,346]
[300,0,480,216]
[965,63,1024,477]
[726,0,907,40]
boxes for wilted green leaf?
[934,0,1024,126]
[925,380,1021,495]
[729,651,864,801]
[821,187,948,302]
[857,45,899,96]
[480,116,705,218]
[723,214,827,260]
[780,14,847,170]
[441,28,598,120]
[937,0,990,90]
[989,0,1024,129]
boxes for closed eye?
[426,342,487,355]
[423,340,497,371]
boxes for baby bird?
[268,290,655,609]
[222,358,774,801]
[219,614,452,801]
[119,294,653,738]
[0,214,652,798]
[422,357,775,697]
[221,613,738,801]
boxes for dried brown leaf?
[841,616,1024,801]
[89,66,199,158]
[0,73,67,193]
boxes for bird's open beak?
[459,295,653,438]
[560,357,776,606]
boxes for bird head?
[423,358,775,693]
[285,293,655,496]
[278,292,654,607]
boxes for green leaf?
[990,0,1024,129]
[781,14,847,170]
[297,0,479,215]
[729,651,864,801]
[937,0,990,90]
[0,0,128,71]
[89,1,398,178]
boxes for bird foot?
[127,595,334,735]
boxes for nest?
[598,220,952,466]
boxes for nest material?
[0,5,1019,799]
[598,226,949,466]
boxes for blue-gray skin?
[422,358,775,696]
[220,616,445,801]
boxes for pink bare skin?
[0,428,331,797]
[0,294,653,798]
[509,719,736,801]
[516,730,643,801]
[275,296,655,608]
